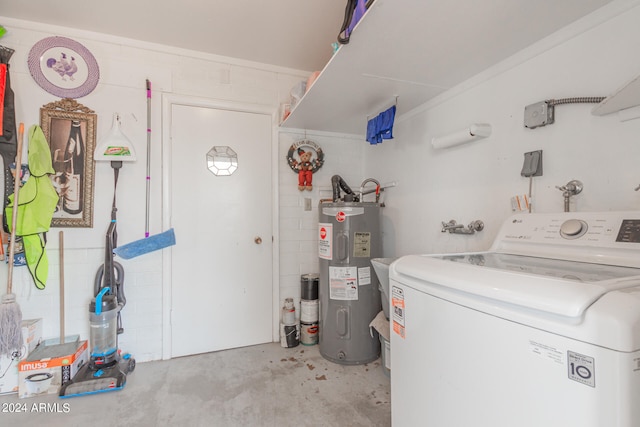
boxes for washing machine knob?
[560,219,587,238]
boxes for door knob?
[254,236,262,244]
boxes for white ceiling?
[0,0,347,71]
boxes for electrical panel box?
[524,101,554,129]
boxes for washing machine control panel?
[616,219,640,243]
[489,212,640,267]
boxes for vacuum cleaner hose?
[94,262,125,304]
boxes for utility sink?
[371,258,397,319]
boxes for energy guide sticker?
[353,232,371,257]
[392,286,405,338]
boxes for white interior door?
[169,102,273,358]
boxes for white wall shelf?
[280,0,617,136]
[592,73,640,116]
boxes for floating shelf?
[281,0,617,135]
[592,73,640,116]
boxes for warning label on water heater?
[329,266,358,300]
[318,223,332,260]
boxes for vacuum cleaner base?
[59,354,135,398]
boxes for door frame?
[161,94,280,360]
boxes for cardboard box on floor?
[0,319,43,395]
[18,340,88,398]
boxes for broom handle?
[145,79,151,238]
[6,123,24,294]
[59,230,65,343]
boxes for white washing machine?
[390,212,640,427]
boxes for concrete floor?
[0,342,391,426]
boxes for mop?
[145,79,151,238]
[113,228,175,259]
[113,80,175,260]
[0,123,24,357]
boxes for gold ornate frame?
[40,98,96,228]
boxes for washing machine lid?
[392,252,640,318]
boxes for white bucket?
[379,333,391,378]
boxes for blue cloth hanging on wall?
[366,117,378,144]
[366,105,396,145]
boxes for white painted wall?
[362,3,640,258]
[0,17,307,362]
[278,130,364,313]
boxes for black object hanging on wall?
[0,45,17,233]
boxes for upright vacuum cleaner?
[60,119,138,397]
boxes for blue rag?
[378,105,396,141]
[366,105,396,145]
[366,117,378,144]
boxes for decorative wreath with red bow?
[286,140,324,173]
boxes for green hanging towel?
[6,124,58,289]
